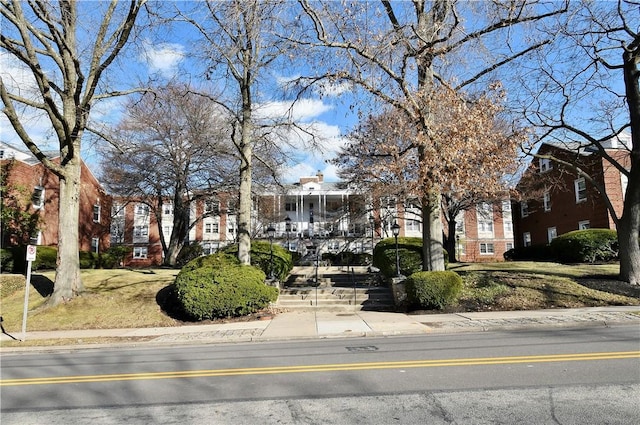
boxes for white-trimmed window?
[135,203,149,215]
[621,173,628,200]
[163,203,173,216]
[133,247,148,259]
[134,225,148,237]
[520,201,529,218]
[93,204,101,223]
[205,222,220,234]
[506,242,514,251]
[539,157,552,173]
[110,220,124,244]
[575,178,587,203]
[455,211,465,235]
[205,200,219,214]
[543,190,551,212]
[112,203,125,217]
[547,227,557,243]
[477,203,494,236]
[406,219,420,232]
[202,242,218,255]
[504,220,513,234]
[31,186,45,209]
[480,243,495,255]
[579,220,590,230]
[523,232,532,247]
[91,237,99,254]
[502,200,512,213]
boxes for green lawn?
[0,268,180,333]
[0,262,638,339]
[447,262,639,312]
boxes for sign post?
[21,245,37,341]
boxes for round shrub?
[373,237,448,277]
[174,252,278,320]
[550,229,618,263]
[222,241,292,281]
[405,271,462,310]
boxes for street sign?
[26,244,37,261]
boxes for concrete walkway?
[1,306,638,351]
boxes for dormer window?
[539,157,552,173]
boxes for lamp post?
[284,216,291,251]
[266,224,276,279]
[369,214,374,255]
[391,221,401,277]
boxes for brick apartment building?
[513,138,630,247]
[2,140,515,266]
[452,200,514,262]
[110,193,238,267]
[1,141,111,252]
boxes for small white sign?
[26,244,37,261]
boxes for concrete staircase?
[276,266,395,311]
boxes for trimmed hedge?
[322,251,372,266]
[405,271,463,310]
[221,241,293,281]
[1,246,121,272]
[503,244,553,262]
[0,248,14,273]
[373,237,448,277]
[174,252,278,320]
[550,229,618,263]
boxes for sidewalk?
[1,306,639,351]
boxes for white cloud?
[0,53,55,149]
[317,80,353,97]
[255,98,332,122]
[140,41,185,77]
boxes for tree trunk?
[617,150,640,285]
[619,40,640,285]
[237,118,253,266]
[49,158,83,305]
[163,196,189,267]
[422,191,446,271]
[445,217,458,263]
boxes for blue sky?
[0,4,359,185]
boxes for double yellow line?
[2,351,638,387]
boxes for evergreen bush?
[373,237,448,277]
[222,241,292,281]
[503,244,553,261]
[174,252,278,320]
[0,248,14,273]
[550,229,619,263]
[405,271,462,310]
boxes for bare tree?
[518,1,639,284]
[100,82,237,266]
[0,0,147,304]
[299,0,567,272]
[177,0,316,266]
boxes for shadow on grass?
[31,274,54,297]
[156,284,194,322]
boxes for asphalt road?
[1,325,639,424]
